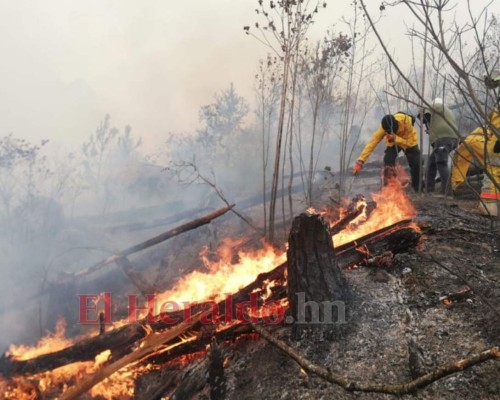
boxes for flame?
[3,174,421,399]
[332,172,417,247]
[8,319,73,361]
[155,239,286,310]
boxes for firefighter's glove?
[386,133,397,143]
[352,161,364,175]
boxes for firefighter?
[479,106,500,214]
[424,98,459,194]
[450,127,490,193]
[352,113,421,192]
[451,69,500,196]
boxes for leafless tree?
[245,0,326,243]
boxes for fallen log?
[0,263,286,376]
[1,205,236,317]
[59,312,205,400]
[0,220,420,376]
[335,220,421,268]
[142,324,253,367]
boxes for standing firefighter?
[424,98,459,194]
[352,113,421,192]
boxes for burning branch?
[252,323,500,395]
[59,312,205,400]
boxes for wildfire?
[331,172,418,247]
[2,172,421,399]
[6,336,143,400]
[155,239,286,311]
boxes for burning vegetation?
[0,177,433,399]
[2,168,496,400]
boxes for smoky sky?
[0,0,492,152]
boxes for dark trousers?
[426,137,458,194]
[383,145,421,192]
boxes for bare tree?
[255,55,281,236]
[298,33,351,204]
[245,0,326,243]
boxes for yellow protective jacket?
[468,107,500,138]
[357,113,418,163]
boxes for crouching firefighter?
[352,113,421,192]
[479,106,500,215]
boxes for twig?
[417,252,500,320]
[251,323,500,395]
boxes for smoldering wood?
[0,263,286,377]
[330,198,377,235]
[287,213,352,340]
[166,358,208,400]
[335,220,421,268]
[208,341,227,400]
[59,313,205,400]
[99,312,105,336]
[0,219,421,376]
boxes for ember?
[0,176,423,399]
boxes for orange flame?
[332,172,417,247]
[155,239,286,310]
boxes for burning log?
[0,264,286,377]
[0,323,146,377]
[208,341,227,400]
[330,196,376,235]
[334,220,421,268]
[287,213,352,340]
[0,218,421,377]
[59,312,205,400]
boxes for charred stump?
[287,213,352,340]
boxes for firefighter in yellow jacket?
[352,113,421,192]
[451,107,500,193]
[479,106,500,214]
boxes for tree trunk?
[286,213,352,340]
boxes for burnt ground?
[220,196,500,400]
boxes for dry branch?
[252,323,500,395]
[59,312,205,400]
[0,220,420,377]
[0,263,286,376]
[74,204,235,278]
